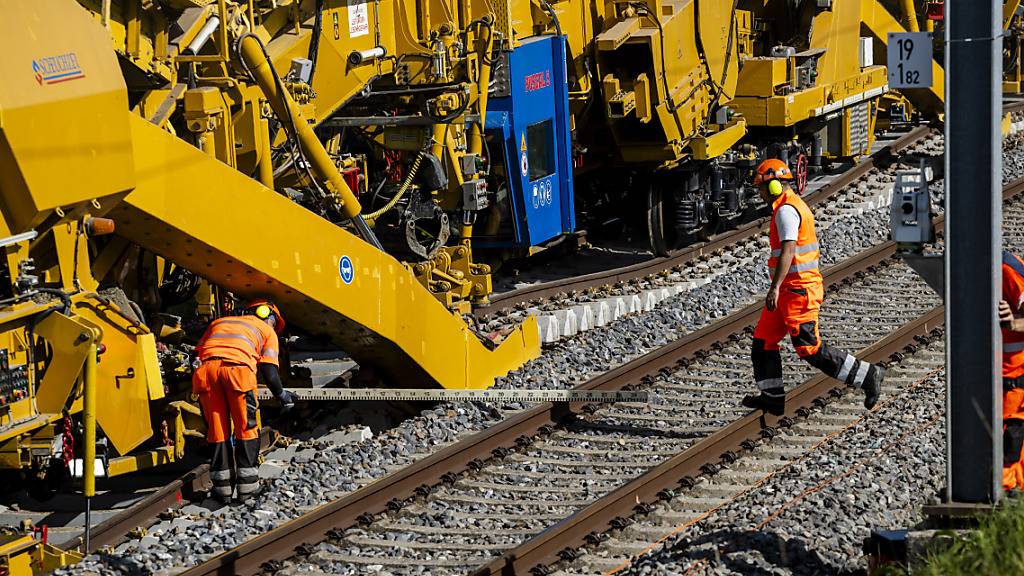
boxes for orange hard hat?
[245,298,285,334]
[753,158,794,185]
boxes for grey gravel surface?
[613,355,946,576]
[57,135,1024,575]
[274,260,937,575]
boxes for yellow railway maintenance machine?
[0,0,934,573]
[0,2,542,572]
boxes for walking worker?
[192,298,296,503]
[742,159,884,415]
[999,251,1024,490]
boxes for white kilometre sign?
[887,32,933,88]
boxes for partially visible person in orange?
[1000,251,1024,490]
[742,159,884,416]
[192,298,295,503]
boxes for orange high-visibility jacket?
[195,316,280,372]
[768,188,822,289]
[1003,252,1024,379]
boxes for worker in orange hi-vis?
[999,251,1024,490]
[742,159,884,416]
[192,299,295,503]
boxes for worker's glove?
[276,390,296,414]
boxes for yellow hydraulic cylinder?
[82,342,97,552]
[900,0,920,32]
[237,35,362,219]
[468,19,494,157]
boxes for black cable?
[704,1,739,124]
[35,288,73,316]
[307,0,324,82]
[236,33,333,212]
[538,1,563,39]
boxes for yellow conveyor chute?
[111,114,539,389]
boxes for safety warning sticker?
[339,255,355,284]
[348,0,369,38]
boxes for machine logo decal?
[524,70,551,93]
[32,52,85,85]
[339,255,355,284]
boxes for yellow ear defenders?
[254,304,273,320]
[768,179,784,196]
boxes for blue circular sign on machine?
[339,256,354,284]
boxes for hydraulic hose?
[236,33,383,249]
[364,151,425,223]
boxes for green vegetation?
[914,496,1024,575]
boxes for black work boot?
[741,388,785,416]
[862,364,885,409]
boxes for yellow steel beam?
[111,114,539,390]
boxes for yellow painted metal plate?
[113,115,539,390]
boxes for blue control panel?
[486,35,575,247]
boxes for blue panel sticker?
[338,255,354,284]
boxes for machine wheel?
[647,180,715,254]
[647,182,672,256]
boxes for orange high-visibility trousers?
[192,358,262,500]
[192,359,260,443]
[753,283,824,357]
[1003,387,1024,490]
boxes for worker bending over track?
[193,299,296,503]
[999,251,1024,490]
[742,159,884,415]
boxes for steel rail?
[180,232,911,576]
[62,428,276,554]
[178,130,1024,576]
[474,125,933,317]
[467,162,1024,576]
[471,305,946,576]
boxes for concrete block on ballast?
[535,314,561,344]
[553,308,578,337]
[571,305,595,332]
[601,297,629,321]
[628,294,643,314]
[585,300,611,327]
[640,291,657,312]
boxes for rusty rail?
[179,234,908,576]
[178,122,1024,576]
[474,125,933,317]
[62,428,276,554]
[471,305,945,576]
[466,157,1024,576]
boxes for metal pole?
[945,0,1003,504]
[83,342,97,551]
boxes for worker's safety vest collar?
[768,189,821,284]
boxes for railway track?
[172,171,1024,576]
[48,113,1023,573]
[552,337,947,576]
[480,98,1023,328]
[476,125,936,319]
[179,218,946,575]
